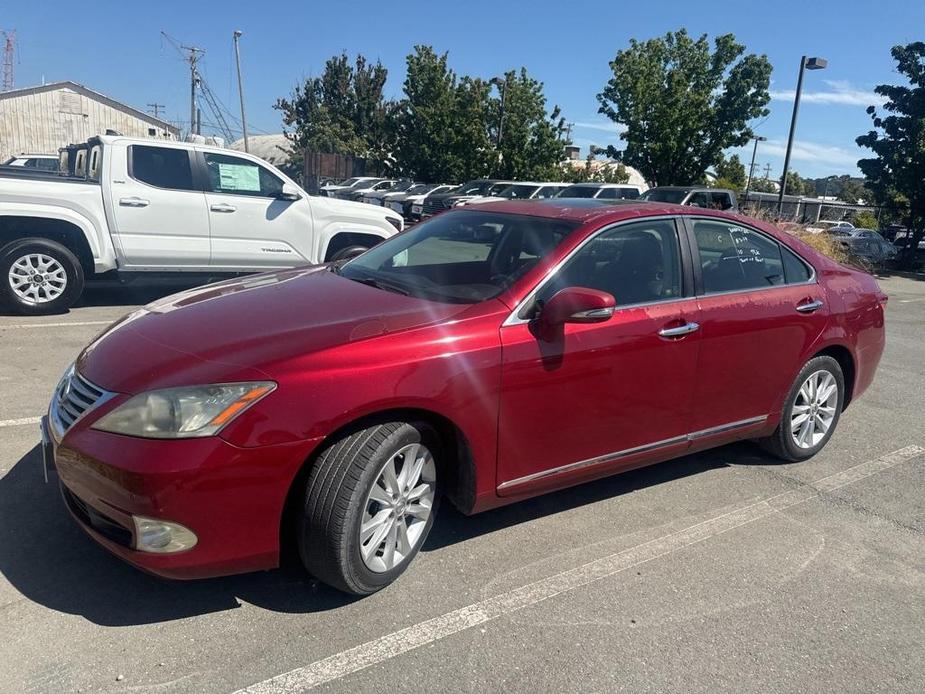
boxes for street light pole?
[744,135,767,206]
[490,76,506,176]
[777,55,827,217]
[233,30,249,153]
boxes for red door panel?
[497,298,701,495]
[690,285,828,432]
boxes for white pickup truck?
[0,135,403,314]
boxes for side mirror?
[534,287,615,340]
[276,184,301,201]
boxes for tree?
[597,30,772,186]
[838,178,871,204]
[491,69,568,180]
[275,53,392,167]
[749,177,778,194]
[713,153,747,192]
[857,42,925,267]
[781,170,815,197]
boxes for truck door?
[109,143,210,268]
[200,151,315,269]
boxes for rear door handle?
[210,203,237,213]
[795,299,824,313]
[658,321,700,338]
[119,197,149,207]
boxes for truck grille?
[50,368,113,435]
[422,197,450,216]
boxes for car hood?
[76,267,470,394]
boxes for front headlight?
[92,382,275,439]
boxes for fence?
[301,151,383,194]
[741,191,908,227]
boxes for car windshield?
[497,184,540,199]
[558,185,599,198]
[405,184,429,194]
[337,178,360,187]
[388,181,415,192]
[339,210,578,304]
[453,180,488,195]
[641,189,688,204]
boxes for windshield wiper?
[345,274,410,296]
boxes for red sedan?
[45,200,886,594]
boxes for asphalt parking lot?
[1,274,923,694]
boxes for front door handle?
[119,196,149,207]
[795,299,824,313]
[658,321,700,338]
[210,203,237,213]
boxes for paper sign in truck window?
[218,163,260,192]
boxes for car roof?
[459,198,721,223]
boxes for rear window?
[558,186,598,198]
[130,145,195,191]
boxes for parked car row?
[321,176,652,223]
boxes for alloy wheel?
[8,253,68,304]
[359,443,436,573]
[790,369,839,449]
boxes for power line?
[147,102,166,119]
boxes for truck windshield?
[339,210,578,304]
[557,186,598,198]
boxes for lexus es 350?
[44,199,886,594]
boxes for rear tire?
[758,356,844,462]
[297,421,440,595]
[0,238,84,315]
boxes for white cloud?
[572,120,622,133]
[769,80,884,107]
[759,137,860,168]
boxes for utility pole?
[232,30,249,152]
[1,29,15,91]
[489,76,507,176]
[147,103,166,119]
[763,163,772,180]
[743,135,767,205]
[564,122,573,144]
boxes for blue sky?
[4,0,923,178]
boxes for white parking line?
[0,416,42,428]
[0,320,112,329]
[234,445,924,694]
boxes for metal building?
[0,81,179,162]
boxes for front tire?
[759,356,845,462]
[298,421,440,595]
[329,245,370,262]
[0,238,84,315]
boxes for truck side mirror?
[277,184,301,202]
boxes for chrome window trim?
[501,214,686,327]
[497,415,768,493]
[686,215,818,296]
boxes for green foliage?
[564,158,630,183]
[597,29,772,186]
[781,170,815,197]
[851,211,879,229]
[713,153,747,192]
[275,53,392,167]
[857,41,925,266]
[492,69,569,180]
[837,178,872,204]
[748,177,777,194]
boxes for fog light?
[133,516,198,554]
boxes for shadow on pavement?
[0,439,764,627]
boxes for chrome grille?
[50,368,113,435]
[422,197,448,216]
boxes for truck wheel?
[0,238,85,315]
[329,245,370,262]
[297,421,440,595]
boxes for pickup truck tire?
[0,238,84,315]
[329,245,371,262]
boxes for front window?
[641,189,687,204]
[531,219,682,313]
[339,211,578,304]
[204,153,284,198]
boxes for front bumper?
[51,422,321,579]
